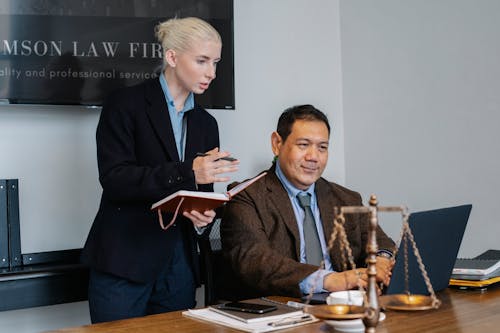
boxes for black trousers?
[88,227,196,323]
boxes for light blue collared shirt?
[159,73,195,161]
[274,160,334,294]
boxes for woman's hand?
[183,209,216,228]
[192,147,239,184]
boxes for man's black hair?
[276,104,330,142]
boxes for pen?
[195,152,237,162]
[268,315,313,327]
[259,297,310,309]
[286,301,310,309]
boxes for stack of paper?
[183,308,317,333]
[182,298,318,332]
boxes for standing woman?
[82,17,239,323]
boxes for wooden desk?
[44,286,500,333]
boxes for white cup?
[326,290,365,306]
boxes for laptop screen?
[385,204,472,295]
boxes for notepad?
[453,258,500,276]
[151,172,266,229]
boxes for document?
[151,172,266,214]
[183,307,317,333]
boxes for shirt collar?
[159,73,195,113]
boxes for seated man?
[221,104,395,297]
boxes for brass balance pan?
[304,304,366,320]
[379,294,440,311]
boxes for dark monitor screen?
[0,0,234,109]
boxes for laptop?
[302,204,472,303]
[385,204,472,295]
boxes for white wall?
[214,0,344,190]
[340,0,500,256]
[0,106,100,253]
[0,1,342,331]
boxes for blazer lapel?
[316,180,335,249]
[316,179,348,269]
[183,108,201,160]
[266,172,302,259]
[144,80,180,161]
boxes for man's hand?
[192,147,239,184]
[375,256,394,286]
[323,257,394,292]
[183,209,216,228]
[324,269,368,291]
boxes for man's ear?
[164,49,177,68]
[271,131,282,157]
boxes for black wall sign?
[0,0,234,109]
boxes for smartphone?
[216,301,277,314]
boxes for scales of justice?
[304,195,441,333]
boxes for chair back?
[199,218,260,306]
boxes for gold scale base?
[380,294,439,311]
[305,293,437,320]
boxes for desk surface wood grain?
[44,286,500,333]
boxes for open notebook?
[151,172,266,229]
[151,172,266,214]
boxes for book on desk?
[453,249,500,276]
[450,249,500,288]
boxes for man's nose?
[305,147,319,160]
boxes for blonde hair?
[155,17,221,65]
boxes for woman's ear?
[271,131,282,157]
[164,49,177,68]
